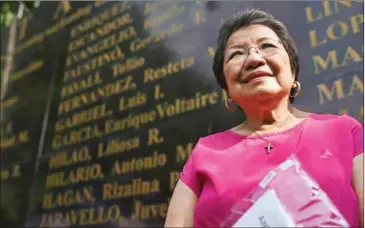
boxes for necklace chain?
[245,113,293,154]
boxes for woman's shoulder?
[307,113,363,134]
[309,113,362,126]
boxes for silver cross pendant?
[265,144,274,154]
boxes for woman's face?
[223,24,294,104]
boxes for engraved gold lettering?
[52,124,104,149]
[305,0,355,24]
[63,47,124,82]
[147,128,164,145]
[154,84,165,100]
[309,14,363,48]
[144,5,185,30]
[339,108,348,115]
[70,2,131,39]
[1,170,10,181]
[46,164,103,189]
[169,171,180,190]
[0,130,29,149]
[305,4,325,23]
[58,76,134,115]
[48,147,92,169]
[104,110,157,132]
[15,5,92,54]
[0,135,16,149]
[9,60,43,81]
[113,56,145,77]
[53,1,72,20]
[15,33,44,54]
[313,46,363,74]
[97,136,140,158]
[69,13,133,53]
[60,72,102,99]
[176,143,193,163]
[155,91,219,118]
[11,165,21,178]
[348,74,364,96]
[144,56,195,83]
[95,0,106,8]
[0,96,19,109]
[17,130,29,143]
[45,24,61,36]
[110,151,167,175]
[130,23,184,52]
[42,186,95,209]
[313,50,338,73]
[327,21,349,40]
[144,0,171,15]
[131,200,168,220]
[317,79,345,104]
[102,179,160,200]
[54,111,156,150]
[208,46,215,57]
[55,104,111,133]
[341,46,362,66]
[119,91,147,111]
[40,204,121,226]
[309,29,327,48]
[66,26,136,67]
[350,14,364,34]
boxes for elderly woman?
[164,9,363,227]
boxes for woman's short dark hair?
[212,9,300,103]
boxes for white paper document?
[233,190,296,227]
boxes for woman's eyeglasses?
[227,39,283,62]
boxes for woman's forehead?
[226,25,279,47]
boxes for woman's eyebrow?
[227,37,276,49]
[257,37,276,42]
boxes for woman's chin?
[252,86,281,97]
[233,84,284,101]
[239,89,283,103]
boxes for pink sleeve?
[344,114,364,157]
[179,144,202,196]
[352,120,364,157]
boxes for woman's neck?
[242,99,294,131]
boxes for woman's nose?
[243,50,266,70]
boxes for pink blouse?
[180,114,363,227]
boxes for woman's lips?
[242,71,273,83]
[247,76,270,83]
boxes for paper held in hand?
[233,190,296,227]
[220,156,350,227]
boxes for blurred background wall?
[0,1,363,227]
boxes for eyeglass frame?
[224,38,285,63]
